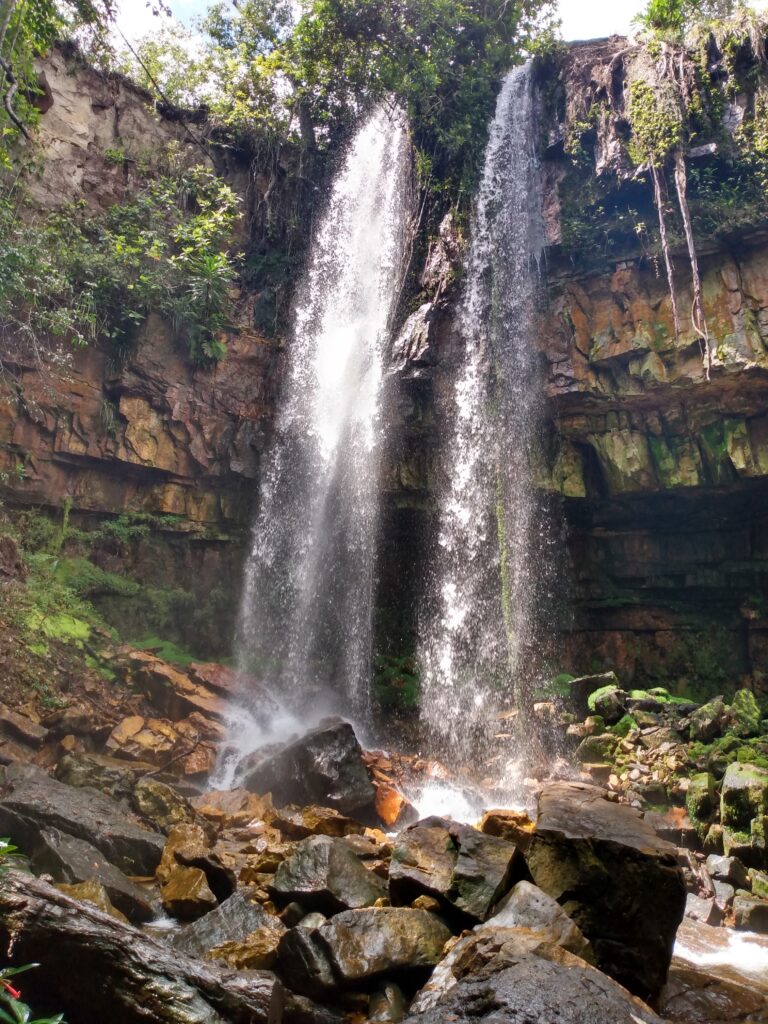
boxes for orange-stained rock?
[479,809,536,852]
[374,784,414,829]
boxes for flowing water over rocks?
[418,63,561,785]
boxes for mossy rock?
[689,697,728,744]
[587,685,628,725]
[729,689,762,739]
[720,762,768,832]
[609,714,638,738]
[574,733,619,764]
[749,868,768,899]
[686,773,717,824]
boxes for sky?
[115,0,651,47]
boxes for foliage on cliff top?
[106,0,558,203]
[0,161,239,361]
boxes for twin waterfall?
[218,65,555,792]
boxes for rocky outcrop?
[525,780,686,1001]
[242,720,377,817]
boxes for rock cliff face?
[0,47,288,649]
[3,40,767,688]
[537,38,768,689]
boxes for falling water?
[214,107,410,784]
[419,64,557,788]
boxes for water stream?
[418,63,559,792]
[213,107,411,787]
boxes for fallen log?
[0,870,283,1024]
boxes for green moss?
[627,78,683,166]
[730,689,762,738]
[133,635,199,668]
[25,609,91,644]
[610,714,638,737]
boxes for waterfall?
[418,64,557,789]
[214,107,411,785]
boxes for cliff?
[2,36,767,691]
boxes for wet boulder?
[488,881,592,960]
[0,763,164,876]
[173,890,285,958]
[54,752,154,801]
[31,827,154,922]
[161,865,218,920]
[403,928,664,1024]
[243,720,376,817]
[525,781,685,1002]
[278,907,451,997]
[270,834,386,913]
[271,804,364,839]
[56,879,128,923]
[157,823,236,903]
[389,817,524,923]
[131,776,199,834]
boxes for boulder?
[0,703,48,747]
[525,781,685,1002]
[404,927,663,1024]
[278,907,451,997]
[132,776,199,834]
[687,698,728,743]
[243,720,376,817]
[374,784,415,830]
[685,773,717,825]
[161,865,218,920]
[568,672,621,716]
[270,834,386,913]
[55,751,154,800]
[157,824,236,902]
[587,684,628,725]
[488,881,592,959]
[124,649,225,721]
[729,689,762,738]
[192,788,275,830]
[30,827,154,922]
[56,879,129,923]
[173,890,285,958]
[389,817,523,923]
[734,894,768,933]
[478,808,535,852]
[208,926,283,970]
[721,762,768,832]
[0,763,164,875]
[684,893,722,926]
[271,804,364,840]
[705,853,749,889]
[574,733,619,763]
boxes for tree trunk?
[0,870,284,1024]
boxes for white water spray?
[213,108,411,785]
[419,63,558,782]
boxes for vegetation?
[0,161,239,362]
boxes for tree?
[639,0,735,35]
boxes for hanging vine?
[626,43,713,375]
